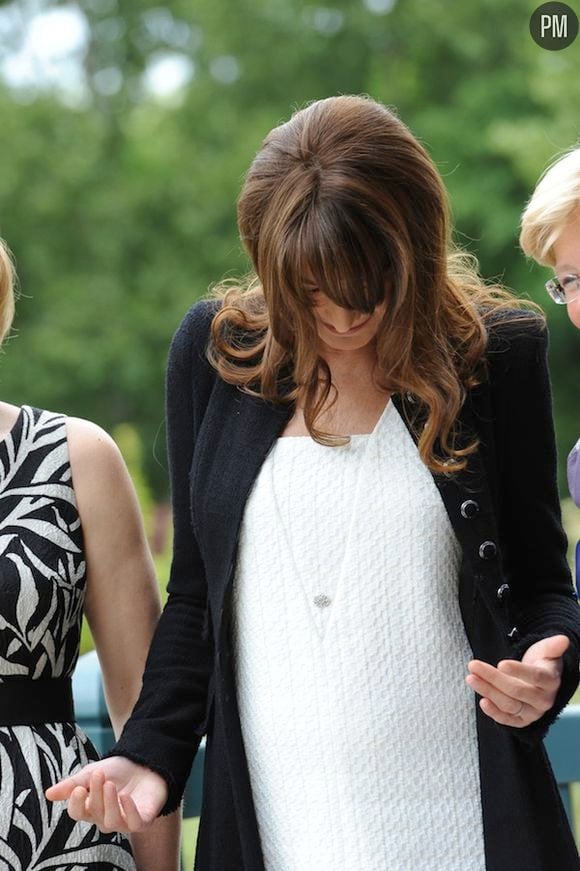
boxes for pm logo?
[530,2,579,49]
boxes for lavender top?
[568,440,580,507]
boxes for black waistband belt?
[0,677,75,726]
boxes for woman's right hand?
[45,757,168,833]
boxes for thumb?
[522,634,570,665]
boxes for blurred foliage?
[0,0,578,495]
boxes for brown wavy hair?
[206,94,542,474]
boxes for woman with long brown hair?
[47,95,580,870]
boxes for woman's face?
[309,289,387,355]
[552,209,580,330]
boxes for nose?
[323,305,367,333]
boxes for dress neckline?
[277,397,393,442]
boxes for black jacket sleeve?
[106,301,216,813]
[488,314,580,744]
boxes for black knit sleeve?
[105,300,216,813]
[488,314,580,744]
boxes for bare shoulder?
[65,417,128,493]
[64,416,145,546]
[66,416,121,462]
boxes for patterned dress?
[0,405,136,870]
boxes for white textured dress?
[232,399,486,871]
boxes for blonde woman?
[48,96,580,871]
[520,147,580,506]
[0,240,180,870]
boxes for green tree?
[0,0,577,496]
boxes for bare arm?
[46,304,215,842]
[67,417,180,871]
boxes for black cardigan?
[112,299,580,871]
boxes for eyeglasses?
[545,274,580,305]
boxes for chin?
[318,331,377,353]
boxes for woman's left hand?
[465,634,570,728]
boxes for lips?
[322,316,371,335]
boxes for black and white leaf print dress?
[0,406,136,870]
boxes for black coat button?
[497,583,510,601]
[460,499,480,519]
[479,540,497,560]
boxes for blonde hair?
[520,147,580,266]
[0,239,15,345]
[207,95,541,475]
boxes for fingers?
[497,658,560,689]
[68,780,136,834]
[464,636,570,729]
[45,771,92,801]
[100,781,152,833]
[68,785,91,822]
[478,697,533,728]
[466,651,564,728]
[467,660,554,714]
[103,781,131,833]
[119,792,150,831]
[45,757,160,835]
[58,775,143,834]
[86,771,106,823]
[45,759,109,802]
[465,671,538,718]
